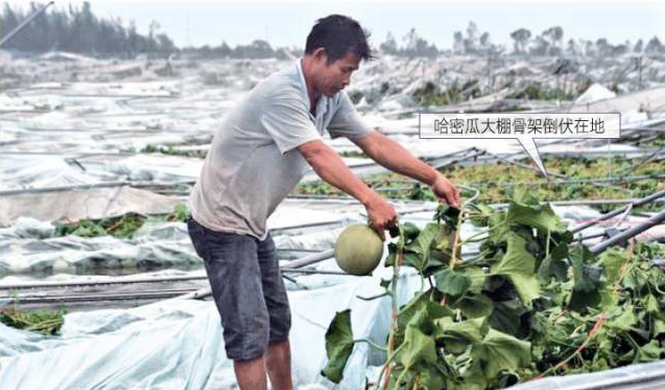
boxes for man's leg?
[265,339,293,390]
[235,357,268,390]
[257,234,294,390]
[187,218,272,390]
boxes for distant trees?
[0,2,175,56]
[645,37,664,54]
[505,24,664,57]
[510,28,532,54]
[6,3,662,60]
[0,2,292,59]
[379,28,438,57]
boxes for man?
[187,14,460,390]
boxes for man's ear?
[312,47,328,64]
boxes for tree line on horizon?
[2,2,663,59]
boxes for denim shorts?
[187,217,291,361]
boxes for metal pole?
[176,249,336,300]
[571,190,665,233]
[589,210,665,254]
[0,1,54,47]
[0,274,208,290]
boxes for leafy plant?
[53,204,191,238]
[0,307,66,335]
[321,194,665,389]
[54,213,145,238]
[141,144,207,158]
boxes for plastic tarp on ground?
[0,186,182,225]
[0,199,415,277]
[0,270,422,390]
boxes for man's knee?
[224,311,271,361]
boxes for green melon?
[334,224,384,275]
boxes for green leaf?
[434,204,461,227]
[397,291,452,338]
[490,233,540,307]
[634,340,664,363]
[490,299,528,337]
[403,223,440,271]
[438,317,488,353]
[321,310,354,383]
[607,305,638,331]
[434,268,472,299]
[569,246,603,293]
[645,294,660,314]
[410,223,440,255]
[402,222,422,242]
[481,328,532,379]
[398,325,438,368]
[402,252,425,270]
[653,319,665,336]
[415,363,448,390]
[598,247,625,286]
[469,204,494,228]
[446,361,489,390]
[513,185,540,206]
[537,254,569,282]
[451,294,495,319]
[458,266,486,294]
[505,201,566,233]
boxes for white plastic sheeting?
[0,218,198,274]
[0,199,409,276]
[575,83,617,104]
[0,270,423,390]
[0,186,181,225]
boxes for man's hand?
[431,174,461,208]
[363,193,397,240]
[298,140,397,239]
[353,132,462,208]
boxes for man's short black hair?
[305,15,373,64]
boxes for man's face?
[315,52,360,97]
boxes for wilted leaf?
[435,204,461,227]
[598,247,625,286]
[458,266,486,294]
[490,233,540,307]
[490,299,528,337]
[481,328,531,378]
[451,294,495,319]
[607,305,638,331]
[321,310,354,383]
[438,317,488,353]
[403,223,440,271]
[505,201,566,234]
[435,268,472,299]
[569,246,603,293]
[634,340,664,363]
[398,325,438,368]
[398,292,452,338]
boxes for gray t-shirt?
[188,59,373,240]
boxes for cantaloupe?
[334,224,384,275]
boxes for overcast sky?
[7,0,665,49]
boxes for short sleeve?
[260,94,323,154]
[327,91,373,140]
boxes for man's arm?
[297,139,396,239]
[353,131,461,207]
